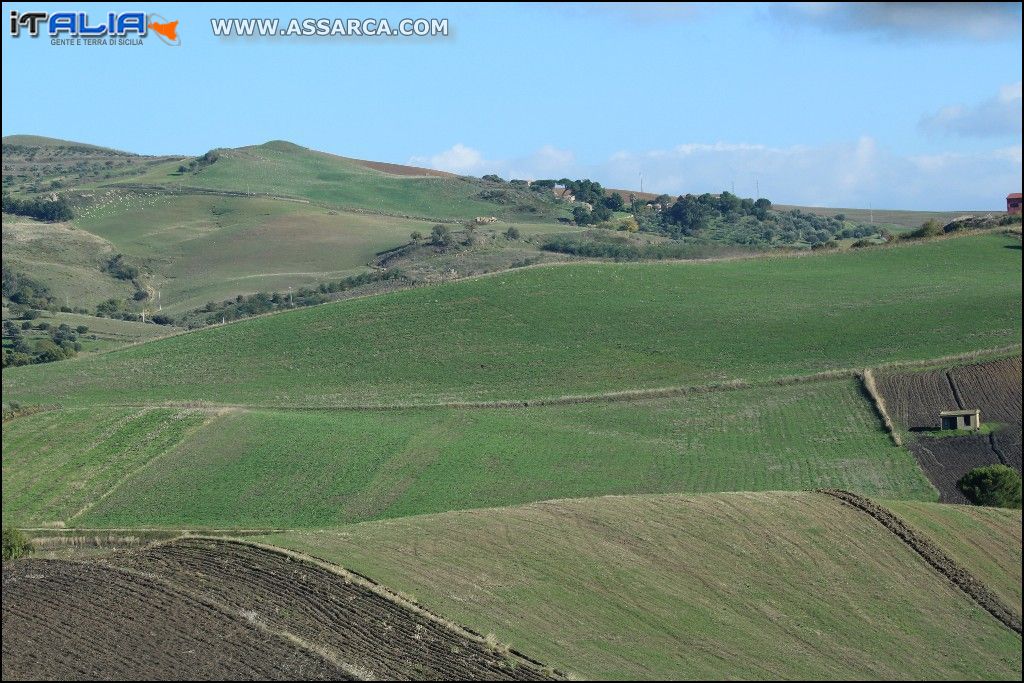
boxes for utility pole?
[756,179,760,199]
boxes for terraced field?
[2,538,554,680]
[4,233,1020,408]
[263,492,1023,680]
[2,379,923,530]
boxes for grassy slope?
[4,233,1019,408]
[75,192,426,312]
[33,379,932,529]
[885,500,1023,617]
[124,142,565,222]
[263,492,1022,680]
[1,407,208,527]
[2,215,135,309]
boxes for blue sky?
[2,2,1021,209]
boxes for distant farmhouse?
[1008,193,1022,215]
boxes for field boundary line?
[177,535,565,677]
[65,408,230,525]
[859,368,903,446]
[819,489,1022,635]
[82,346,1021,414]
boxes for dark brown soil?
[820,489,1022,635]
[2,538,556,681]
[2,558,348,681]
[875,357,1022,501]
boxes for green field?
[885,500,1023,616]
[1,407,208,527]
[0,379,930,529]
[4,233,1019,408]
[263,492,1022,680]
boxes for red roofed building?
[1008,193,1023,215]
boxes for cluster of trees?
[653,193,772,238]
[2,267,54,309]
[101,253,141,281]
[0,194,74,221]
[2,319,84,367]
[176,149,220,175]
[541,235,744,261]
[95,297,141,320]
[175,270,408,326]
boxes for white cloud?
[409,143,487,175]
[411,138,1021,211]
[410,144,575,180]
[770,2,1021,41]
[920,81,1023,138]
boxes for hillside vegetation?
[263,492,1023,680]
[3,232,1019,408]
[122,141,564,222]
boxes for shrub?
[905,219,944,240]
[504,226,521,240]
[958,465,1022,509]
[2,527,32,561]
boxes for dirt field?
[876,357,1022,502]
[2,538,555,681]
[2,559,347,681]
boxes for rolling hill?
[261,491,1022,680]
[3,232,1019,408]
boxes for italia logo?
[9,11,180,45]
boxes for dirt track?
[2,538,557,681]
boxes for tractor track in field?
[819,489,1021,636]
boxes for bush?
[504,226,521,240]
[2,527,32,561]
[905,219,944,240]
[958,465,1022,509]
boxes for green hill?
[4,233,1019,408]
[262,491,1022,680]
[121,141,565,222]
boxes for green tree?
[504,226,521,240]
[430,224,453,246]
[958,465,1022,509]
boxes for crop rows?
[2,558,346,680]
